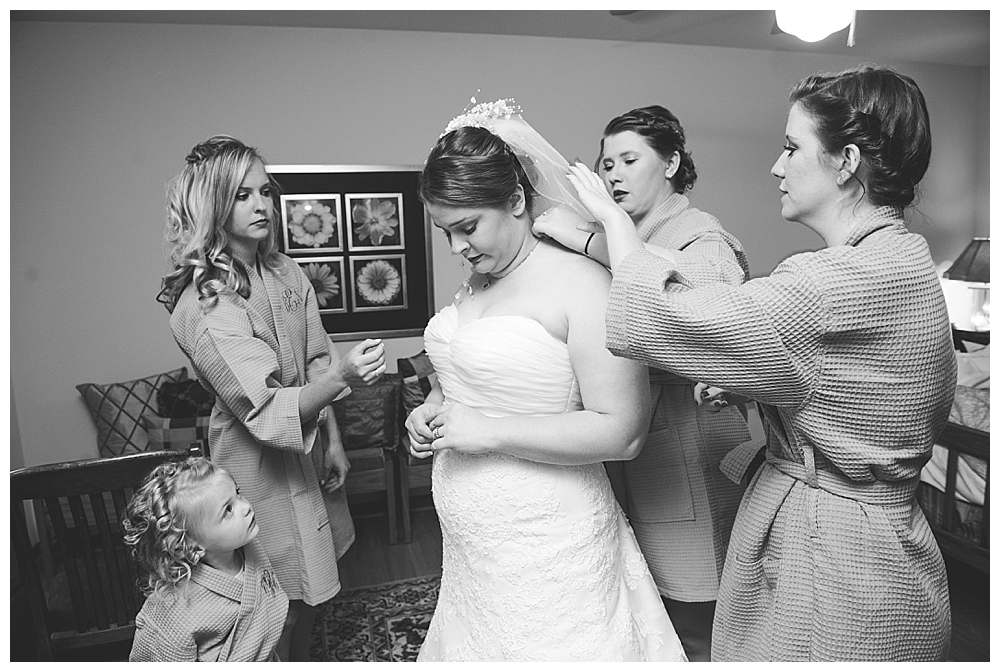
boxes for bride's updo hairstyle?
[789,64,931,208]
[419,125,537,215]
[600,105,698,194]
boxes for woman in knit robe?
[157,135,387,660]
[566,65,956,661]
[534,105,753,660]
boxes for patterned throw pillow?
[76,367,188,457]
[141,414,212,458]
[396,351,437,417]
[333,373,401,452]
[158,379,215,417]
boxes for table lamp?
[944,237,990,331]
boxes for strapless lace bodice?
[417,304,685,662]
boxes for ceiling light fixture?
[775,9,856,46]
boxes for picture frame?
[266,165,434,341]
[295,257,347,314]
[346,193,405,251]
[280,193,343,253]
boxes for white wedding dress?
[417,304,687,662]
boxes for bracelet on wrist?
[584,232,596,257]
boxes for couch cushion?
[333,373,401,451]
[141,414,212,457]
[157,379,215,417]
[397,351,437,417]
[76,367,188,457]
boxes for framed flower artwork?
[350,255,407,312]
[296,257,347,314]
[266,165,433,341]
[346,193,405,251]
[280,194,343,253]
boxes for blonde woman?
[157,135,386,660]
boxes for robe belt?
[765,453,919,508]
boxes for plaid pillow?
[76,367,188,457]
[333,373,400,451]
[141,414,212,458]
[158,379,215,417]
[396,351,437,417]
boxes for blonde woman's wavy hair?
[122,457,230,597]
[157,135,284,313]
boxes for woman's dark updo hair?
[600,105,697,194]
[790,64,931,208]
[419,125,536,214]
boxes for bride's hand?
[405,402,440,458]
[565,162,632,231]
[425,402,495,455]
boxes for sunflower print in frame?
[297,257,346,313]
[350,255,407,312]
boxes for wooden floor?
[337,494,443,590]
[336,498,989,662]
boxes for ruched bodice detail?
[424,304,581,417]
[416,304,685,662]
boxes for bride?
[405,99,686,662]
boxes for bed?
[917,341,990,573]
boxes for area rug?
[309,574,440,661]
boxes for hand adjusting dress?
[417,304,686,661]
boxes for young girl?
[124,456,289,661]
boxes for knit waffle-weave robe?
[606,206,956,661]
[129,539,288,661]
[604,192,753,602]
[170,254,354,605]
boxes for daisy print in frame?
[350,255,407,312]
[281,194,343,253]
[266,164,433,341]
[347,193,405,251]
[297,257,346,314]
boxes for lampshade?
[944,237,990,284]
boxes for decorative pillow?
[76,367,188,457]
[141,414,212,458]
[158,379,215,417]
[333,373,400,451]
[956,343,990,389]
[397,351,437,417]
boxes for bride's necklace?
[457,238,539,300]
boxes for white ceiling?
[12,9,990,68]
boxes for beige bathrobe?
[170,254,354,606]
[604,192,752,602]
[607,207,956,661]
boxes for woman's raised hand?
[339,338,386,387]
[565,162,631,230]
[533,204,590,240]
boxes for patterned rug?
[309,574,440,661]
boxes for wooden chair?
[10,450,187,660]
[397,437,434,544]
[395,351,438,544]
[333,373,400,544]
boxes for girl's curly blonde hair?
[122,456,227,597]
[156,135,285,314]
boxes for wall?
[10,20,988,467]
